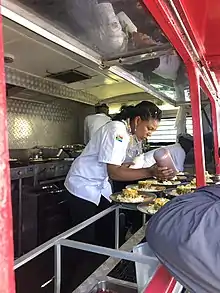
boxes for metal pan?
[110,191,156,205]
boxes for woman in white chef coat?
[65,101,173,247]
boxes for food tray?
[88,280,137,293]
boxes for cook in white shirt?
[132,133,193,171]
[84,103,111,144]
[65,101,174,205]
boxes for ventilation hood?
[1,0,192,106]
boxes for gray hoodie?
[146,185,220,293]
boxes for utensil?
[110,191,156,204]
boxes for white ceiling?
[3,16,147,102]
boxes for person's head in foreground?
[146,185,220,293]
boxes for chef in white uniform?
[132,133,193,171]
[84,103,111,144]
[65,101,174,247]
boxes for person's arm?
[107,164,173,182]
[107,164,151,181]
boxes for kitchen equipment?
[62,144,85,158]
[88,280,137,293]
[9,148,41,162]
[133,242,160,293]
[35,146,63,159]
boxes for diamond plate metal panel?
[5,66,99,105]
[7,98,94,148]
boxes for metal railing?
[14,205,150,293]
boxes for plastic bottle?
[153,148,178,175]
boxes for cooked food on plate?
[193,171,214,183]
[157,179,181,186]
[115,188,155,203]
[138,180,165,191]
[138,180,157,188]
[138,179,181,188]
[122,188,138,198]
[144,198,170,214]
[169,184,195,196]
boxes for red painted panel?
[179,0,220,58]
[144,266,176,293]
[0,9,16,293]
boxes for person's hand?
[148,164,174,180]
[132,32,157,48]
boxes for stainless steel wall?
[7,98,94,148]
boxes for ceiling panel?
[2,16,146,104]
[87,82,143,99]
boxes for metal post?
[187,63,206,186]
[142,214,147,227]
[115,207,120,249]
[54,244,61,293]
[0,10,16,293]
[18,178,22,256]
[210,99,220,174]
[201,78,220,175]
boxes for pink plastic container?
[153,148,178,175]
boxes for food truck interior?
[1,0,220,293]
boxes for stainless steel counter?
[10,160,72,181]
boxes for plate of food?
[110,188,156,204]
[126,183,166,193]
[140,179,182,187]
[137,198,170,215]
[193,171,215,181]
[165,184,195,196]
[155,180,182,187]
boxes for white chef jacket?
[84,113,111,144]
[65,121,130,205]
[132,143,186,172]
[153,55,180,81]
[124,135,143,163]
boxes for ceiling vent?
[46,69,91,83]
